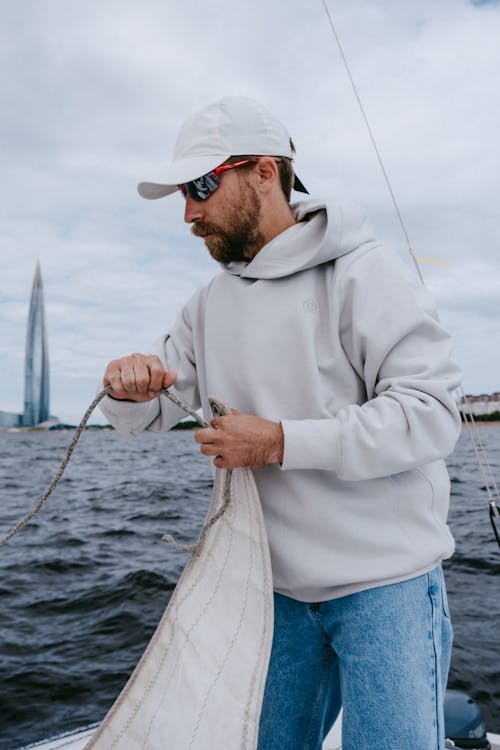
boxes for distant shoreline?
[2,420,499,434]
[0,420,200,434]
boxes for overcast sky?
[1,0,499,424]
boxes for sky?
[1,0,499,425]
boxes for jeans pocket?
[428,566,451,620]
[441,580,451,619]
[437,565,452,620]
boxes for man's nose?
[184,194,203,224]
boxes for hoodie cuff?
[280,418,343,472]
[99,394,160,435]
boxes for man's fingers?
[193,411,284,469]
[161,370,177,391]
[194,427,219,444]
[145,358,167,393]
[194,427,223,462]
[102,354,171,402]
[199,442,219,457]
[103,361,130,397]
[134,368,152,394]
[120,360,141,393]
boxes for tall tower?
[23,262,50,426]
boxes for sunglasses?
[178,158,259,202]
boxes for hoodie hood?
[223,198,376,280]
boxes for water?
[0,427,499,748]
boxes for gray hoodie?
[100,199,462,601]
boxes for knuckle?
[106,359,120,375]
[148,354,163,369]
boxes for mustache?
[191,222,223,238]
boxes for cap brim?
[138,153,231,200]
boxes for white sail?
[84,460,274,750]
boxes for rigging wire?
[319,0,500,546]
[319,0,424,284]
[459,390,500,545]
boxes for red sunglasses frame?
[178,159,255,200]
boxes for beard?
[191,182,265,264]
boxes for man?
[101,96,462,749]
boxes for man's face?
[184,168,265,264]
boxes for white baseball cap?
[137,96,307,199]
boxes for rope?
[161,470,233,556]
[0,386,226,550]
[0,387,110,546]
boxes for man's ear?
[255,157,279,193]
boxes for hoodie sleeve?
[99,302,201,435]
[281,247,462,480]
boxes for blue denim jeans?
[257,567,452,750]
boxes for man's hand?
[103,353,177,402]
[194,410,284,469]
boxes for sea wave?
[1,427,499,748]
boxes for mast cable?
[319,0,500,545]
[319,0,424,284]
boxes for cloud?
[1,0,499,423]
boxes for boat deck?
[14,719,500,750]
